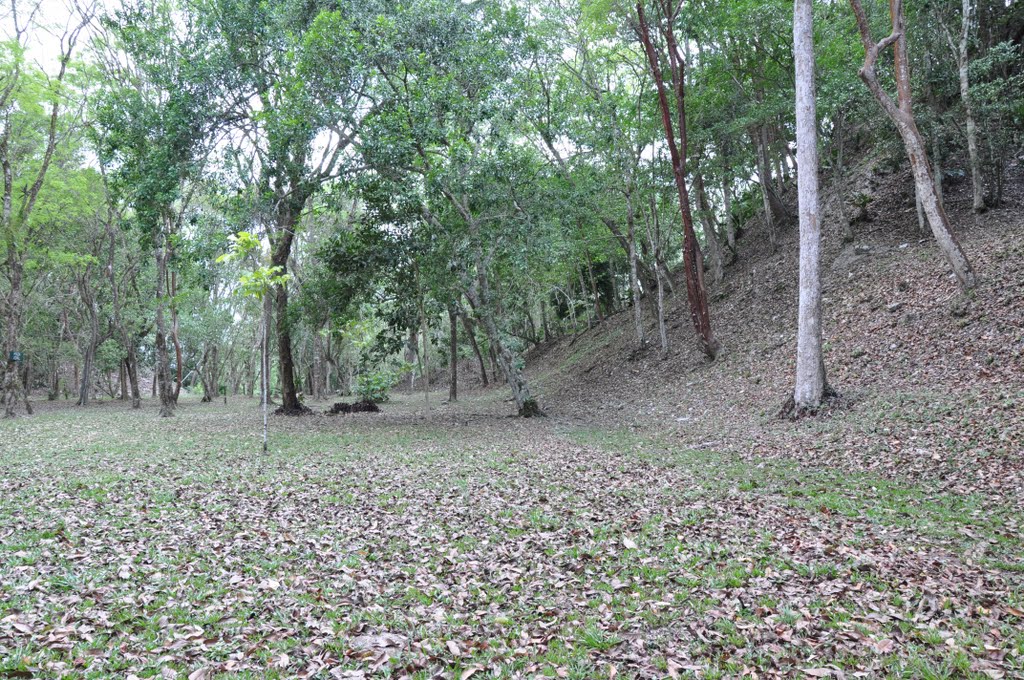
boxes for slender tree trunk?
[2,256,29,417]
[627,188,645,349]
[126,347,140,407]
[585,248,603,322]
[154,241,175,417]
[200,345,218,402]
[416,265,430,408]
[119,360,128,401]
[789,0,830,414]
[406,328,418,390]
[721,173,737,254]
[460,309,488,387]
[832,108,855,243]
[754,127,778,251]
[171,270,182,402]
[849,0,976,289]
[77,288,99,407]
[644,196,669,359]
[931,134,945,209]
[949,0,986,212]
[463,245,541,417]
[635,1,719,359]
[694,169,724,284]
[448,305,458,402]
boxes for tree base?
[518,398,545,418]
[779,383,839,420]
[701,338,722,361]
[274,403,313,416]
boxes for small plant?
[355,365,408,403]
[851,192,874,223]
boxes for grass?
[1,393,1021,679]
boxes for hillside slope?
[526,156,1024,509]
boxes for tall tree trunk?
[460,308,488,387]
[931,133,945,209]
[171,271,182,403]
[119,359,128,401]
[541,299,552,340]
[789,0,831,415]
[200,345,219,402]
[585,247,604,322]
[416,265,430,408]
[694,169,724,284]
[627,188,645,349]
[849,0,976,290]
[77,280,100,407]
[830,107,855,243]
[947,0,986,212]
[721,172,737,255]
[1,256,30,417]
[635,1,719,359]
[754,127,778,251]
[126,349,140,407]
[463,245,541,417]
[269,201,308,414]
[644,195,669,359]
[448,305,458,402]
[155,241,175,417]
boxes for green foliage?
[217,232,290,300]
[354,366,407,403]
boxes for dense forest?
[2,0,1020,421]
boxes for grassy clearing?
[1,395,1021,679]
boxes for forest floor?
[1,393,1022,679]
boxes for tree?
[360,0,544,416]
[1,0,91,417]
[633,0,719,360]
[211,0,371,415]
[938,0,986,213]
[217,231,290,452]
[785,0,832,416]
[96,0,225,416]
[848,0,976,290]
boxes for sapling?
[217,232,291,454]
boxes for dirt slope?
[526,156,1024,509]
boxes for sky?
[2,0,109,74]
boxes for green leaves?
[217,231,289,301]
[215,231,263,264]
[235,266,290,301]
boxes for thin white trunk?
[948,0,985,212]
[792,0,827,410]
[627,190,645,349]
[755,128,777,251]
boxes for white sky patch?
[2,0,108,73]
